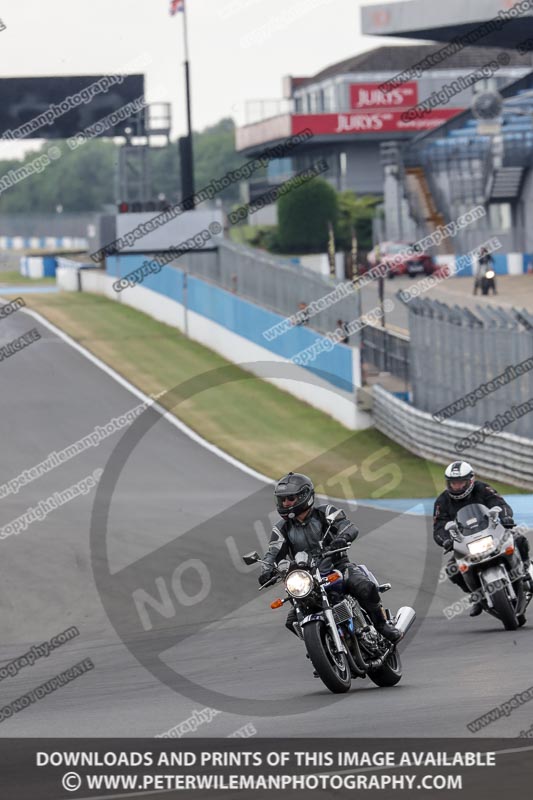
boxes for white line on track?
[6,300,272,485]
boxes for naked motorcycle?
[243,509,416,694]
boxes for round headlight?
[285,570,314,598]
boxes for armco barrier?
[373,384,533,490]
[57,258,370,431]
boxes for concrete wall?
[57,259,371,431]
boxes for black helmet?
[445,461,475,500]
[274,472,314,519]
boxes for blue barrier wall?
[107,255,354,392]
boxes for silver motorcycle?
[446,503,533,630]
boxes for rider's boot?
[367,603,402,643]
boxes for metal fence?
[373,384,533,490]
[361,325,410,383]
[0,213,96,238]
[401,295,533,439]
[180,239,361,337]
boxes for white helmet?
[445,461,475,500]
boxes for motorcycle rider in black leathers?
[259,472,402,643]
[434,461,530,616]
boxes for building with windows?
[235,43,533,212]
[362,0,533,262]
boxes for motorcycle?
[445,503,533,630]
[481,269,496,295]
[243,509,416,694]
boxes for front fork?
[300,607,347,656]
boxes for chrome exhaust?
[394,606,416,637]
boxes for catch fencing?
[361,325,410,383]
[402,296,533,438]
[372,384,533,490]
[181,240,360,338]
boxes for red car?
[365,241,439,279]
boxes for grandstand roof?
[298,44,533,87]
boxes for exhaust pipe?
[394,606,416,637]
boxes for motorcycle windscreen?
[456,503,491,534]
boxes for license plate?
[409,265,424,272]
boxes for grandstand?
[364,0,533,262]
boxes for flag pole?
[180,0,195,208]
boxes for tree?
[0,117,244,213]
[336,191,380,254]
[277,178,338,253]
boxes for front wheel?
[303,621,351,693]
[368,649,403,687]
[491,587,519,630]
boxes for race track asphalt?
[0,303,532,740]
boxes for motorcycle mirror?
[326,509,344,524]
[242,551,260,565]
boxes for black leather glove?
[501,516,515,529]
[259,569,274,586]
[327,537,349,553]
[443,539,453,553]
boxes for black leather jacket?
[261,504,358,574]
[433,481,513,548]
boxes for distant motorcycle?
[243,509,416,694]
[446,503,533,630]
[481,269,496,295]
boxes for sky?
[0,0,414,159]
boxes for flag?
[170,0,184,15]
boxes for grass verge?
[0,270,55,286]
[8,288,522,499]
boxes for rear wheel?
[303,621,351,693]
[491,587,519,630]
[368,649,403,687]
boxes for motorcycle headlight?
[467,535,495,556]
[285,570,314,598]
[485,270,495,279]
